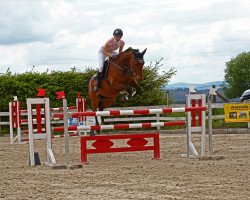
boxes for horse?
[88,47,147,132]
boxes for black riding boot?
[94,72,101,92]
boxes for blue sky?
[0,0,249,84]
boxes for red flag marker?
[37,88,46,97]
[55,91,66,99]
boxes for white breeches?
[98,48,118,72]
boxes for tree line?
[0,60,176,111]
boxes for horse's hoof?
[90,130,96,136]
[121,96,129,102]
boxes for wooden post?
[212,85,216,103]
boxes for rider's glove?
[112,55,118,59]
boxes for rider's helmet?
[113,28,123,37]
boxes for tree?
[114,58,176,107]
[223,51,250,98]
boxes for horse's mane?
[110,47,144,62]
[122,47,144,59]
[124,47,139,53]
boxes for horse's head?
[124,47,147,87]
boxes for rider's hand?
[112,55,118,59]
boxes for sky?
[0,0,249,84]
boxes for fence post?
[156,113,161,131]
[208,94,213,155]
[63,98,70,166]
[9,102,14,144]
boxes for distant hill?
[165,81,223,90]
[163,81,234,103]
[166,87,229,104]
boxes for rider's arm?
[118,45,124,53]
[118,40,125,53]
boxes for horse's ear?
[141,48,147,56]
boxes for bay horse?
[88,47,147,131]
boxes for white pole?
[186,95,191,157]
[45,98,55,164]
[9,102,14,144]
[27,99,35,167]
[201,94,206,157]
[63,98,70,166]
[208,95,213,155]
[208,87,217,155]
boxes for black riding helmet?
[113,28,123,37]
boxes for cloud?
[0,1,53,45]
[0,45,28,71]
[0,0,249,84]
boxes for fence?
[0,112,9,133]
[0,103,248,134]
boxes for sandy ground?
[0,133,249,200]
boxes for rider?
[94,28,125,92]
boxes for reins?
[109,52,138,77]
[109,61,126,71]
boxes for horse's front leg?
[129,85,141,97]
[90,116,98,136]
[126,87,133,98]
[134,85,141,96]
[98,107,105,124]
[90,114,103,136]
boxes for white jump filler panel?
[27,98,56,167]
[185,94,206,158]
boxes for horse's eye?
[138,59,144,64]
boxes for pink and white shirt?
[102,37,125,53]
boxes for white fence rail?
[0,112,9,125]
[102,103,225,123]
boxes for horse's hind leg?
[97,95,105,124]
[89,116,98,136]
[89,95,105,136]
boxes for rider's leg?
[94,50,106,92]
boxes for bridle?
[109,53,144,78]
